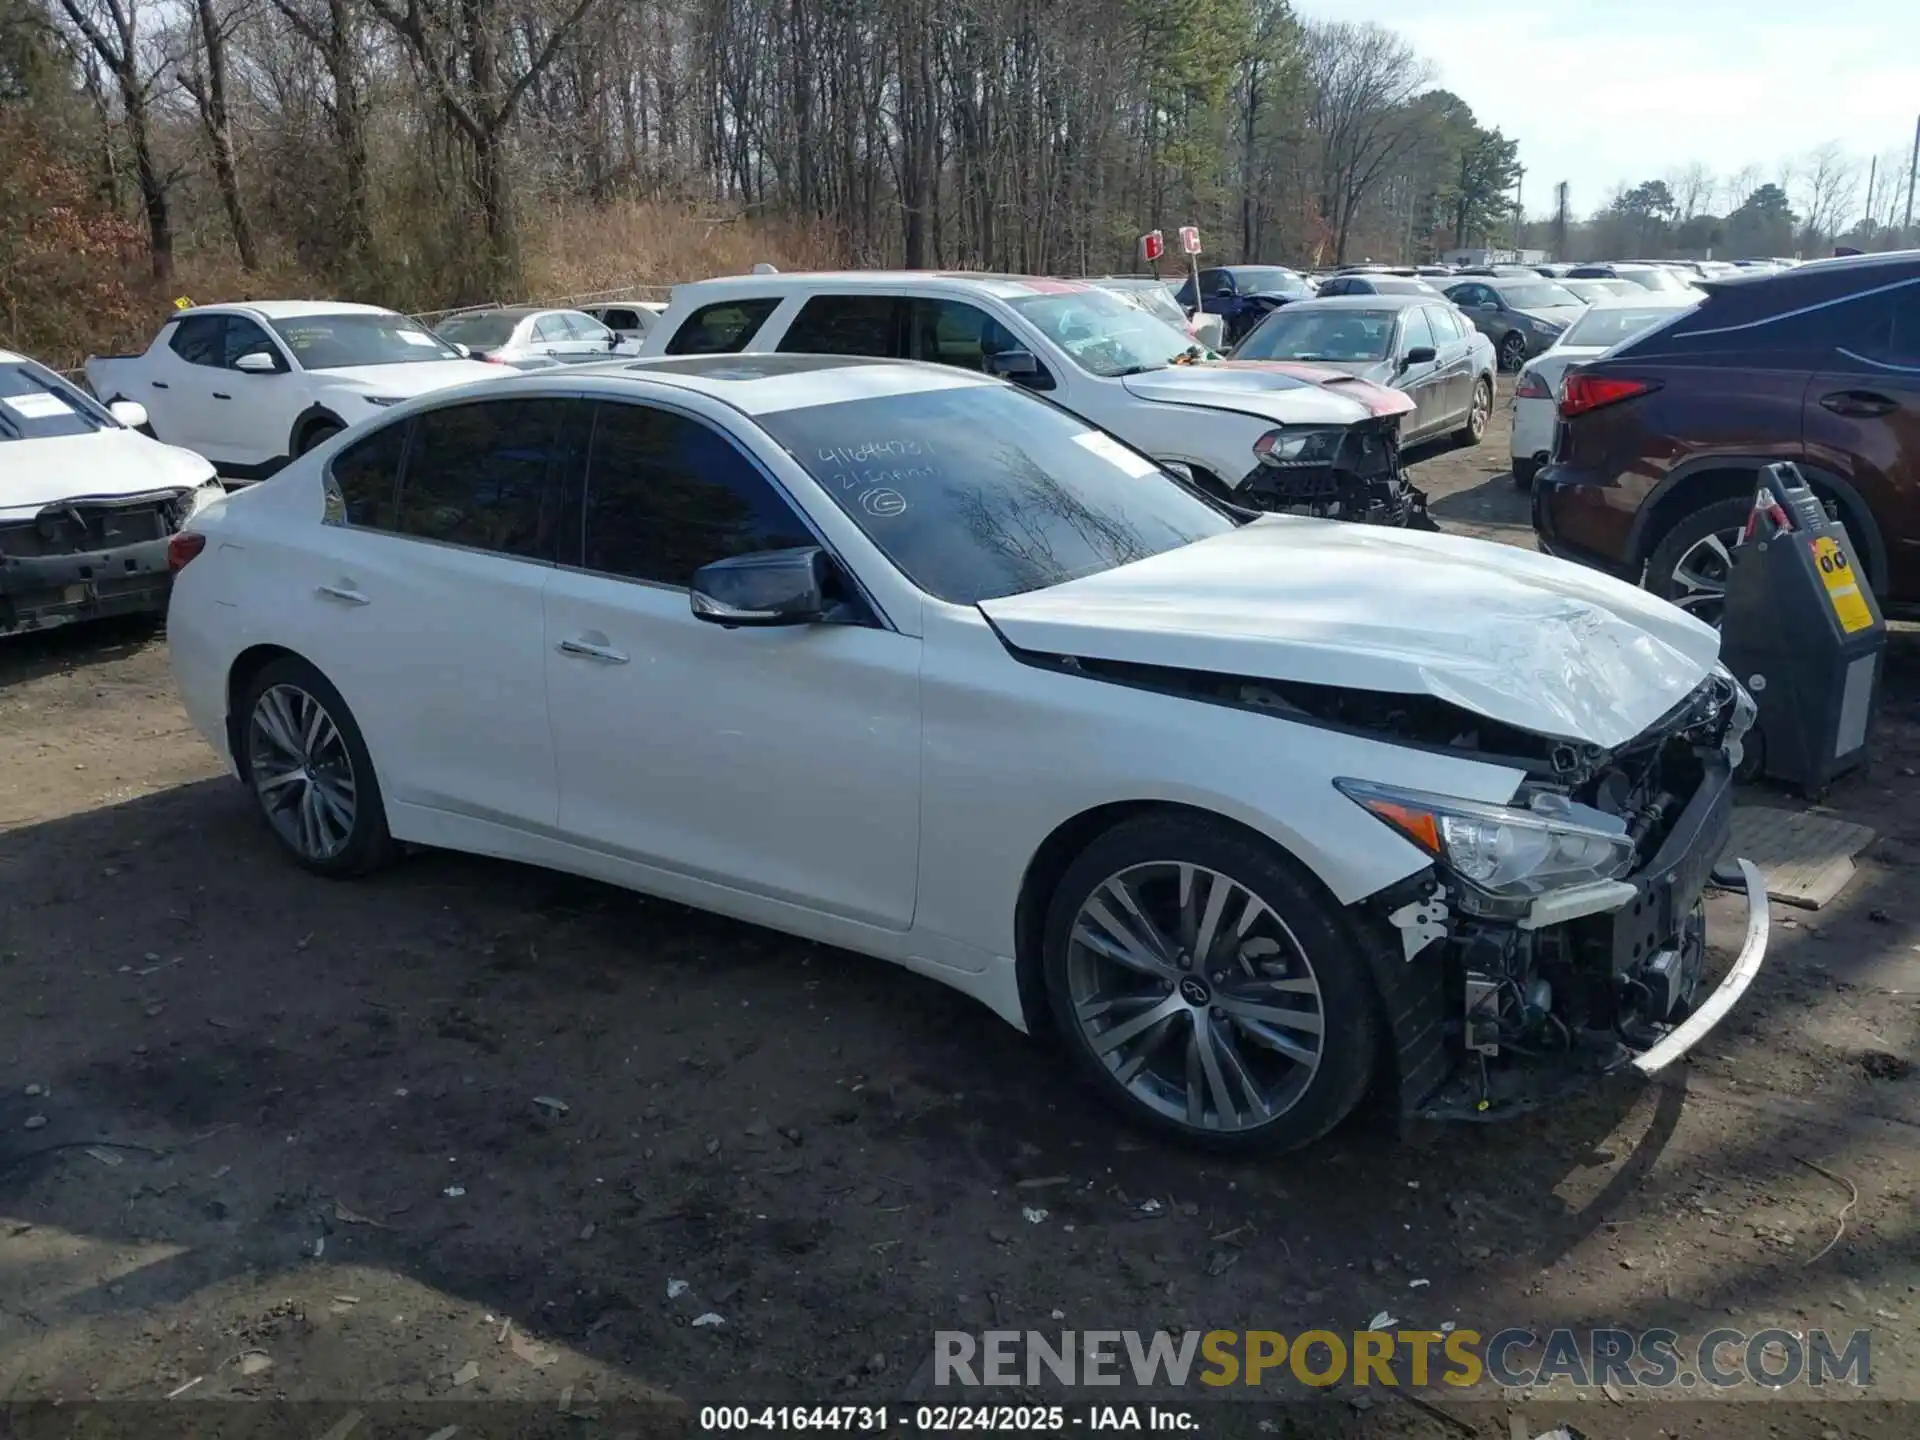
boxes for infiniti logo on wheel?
[1178,976,1210,1006]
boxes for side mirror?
[984,349,1051,389]
[233,350,279,373]
[108,399,149,429]
[1477,301,1500,313]
[1402,345,1437,367]
[451,342,471,358]
[690,547,828,627]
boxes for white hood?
[0,428,215,521]
[1120,364,1412,427]
[311,358,502,394]
[978,518,1720,749]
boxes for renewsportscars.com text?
[934,1327,1872,1391]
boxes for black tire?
[1041,811,1380,1154]
[1497,332,1528,373]
[296,420,344,456]
[234,655,395,877]
[1511,455,1540,490]
[1453,376,1493,447]
[1644,496,1753,626]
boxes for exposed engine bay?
[0,486,196,636]
[1234,417,1437,530]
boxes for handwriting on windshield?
[816,440,936,517]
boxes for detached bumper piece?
[0,489,191,637]
[1628,858,1768,1076]
[1237,421,1438,530]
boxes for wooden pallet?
[1721,805,1876,910]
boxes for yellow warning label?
[1811,535,1874,634]
[172,295,194,310]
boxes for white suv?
[639,272,1433,525]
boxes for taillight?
[479,352,507,365]
[1513,369,1551,399]
[1558,372,1657,417]
[167,531,207,573]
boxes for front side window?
[664,298,781,356]
[391,399,568,559]
[565,314,615,345]
[1003,288,1199,377]
[1492,282,1582,310]
[758,383,1232,605]
[1398,307,1435,354]
[779,295,904,357]
[1234,307,1395,363]
[168,315,226,368]
[325,419,409,528]
[1427,306,1466,342]
[533,315,573,344]
[1228,268,1314,298]
[580,402,815,586]
[223,317,285,370]
[269,312,461,369]
[905,298,1024,373]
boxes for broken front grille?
[0,489,192,559]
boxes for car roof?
[1584,292,1699,309]
[0,349,25,364]
[441,306,545,321]
[1278,293,1433,310]
[501,352,997,416]
[673,271,1099,300]
[184,300,397,320]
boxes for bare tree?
[178,0,257,270]
[1669,161,1713,220]
[1301,20,1432,262]
[267,0,371,257]
[1796,140,1860,248]
[50,0,174,277]
[1721,163,1762,214]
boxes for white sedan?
[1509,292,1701,488]
[1,350,223,637]
[166,355,1767,1150]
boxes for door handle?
[212,392,231,400]
[557,637,629,664]
[316,583,370,606]
[1821,390,1896,418]
[151,381,169,390]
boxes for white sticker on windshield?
[397,330,440,346]
[1072,430,1159,479]
[2,391,74,419]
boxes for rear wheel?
[1042,812,1379,1153]
[1454,377,1492,447]
[235,656,394,877]
[1645,496,1752,626]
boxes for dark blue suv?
[1174,265,1317,345]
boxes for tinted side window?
[392,399,567,559]
[603,308,638,330]
[326,420,409,529]
[906,298,1022,373]
[663,298,781,355]
[581,402,815,586]
[1834,287,1920,368]
[223,317,282,370]
[533,315,571,343]
[1399,308,1435,353]
[169,316,226,367]
[778,295,904,357]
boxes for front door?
[298,396,570,829]
[216,314,300,469]
[542,398,923,929]
[1393,307,1444,442]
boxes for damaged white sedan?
[165,354,1767,1151]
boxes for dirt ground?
[4,383,1919,1438]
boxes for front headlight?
[1335,778,1633,898]
[1527,317,1562,335]
[1253,427,1344,468]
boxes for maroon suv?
[1533,250,1920,622]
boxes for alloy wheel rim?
[248,683,357,860]
[1669,527,1744,626]
[1065,861,1325,1133]
[1500,335,1526,370]
[1471,382,1491,434]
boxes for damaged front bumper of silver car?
[1345,667,1770,1121]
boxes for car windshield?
[1561,304,1695,349]
[1560,279,1635,303]
[0,359,114,441]
[1373,278,1442,296]
[1005,289,1206,376]
[434,311,525,348]
[1618,268,1694,294]
[1493,282,1582,309]
[268,312,462,369]
[1233,307,1394,362]
[1100,284,1190,331]
[1231,267,1314,297]
[758,383,1233,604]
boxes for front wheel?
[1511,455,1540,490]
[1497,332,1528,373]
[1454,377,1492,447]
[235,656,395,877]
[296,420,344,456]
[1042,812,1379,1153]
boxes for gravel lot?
[3,384,1918,1436]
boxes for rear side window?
[580,401,815,586]
[602,308,639,330]
[325,420,409,528]
[1834,285,1920,369]
[169,315,226,367]
[390,399,569,559]
[778,295,903,357]
[663,298,780,355]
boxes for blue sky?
[1297,0,1920,218]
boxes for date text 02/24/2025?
[698,1405,1199,1431]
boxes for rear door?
[1807,284,1920,601]
[299,396,572,830]
[1392,307,1444,441]
[541,397,922,928]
